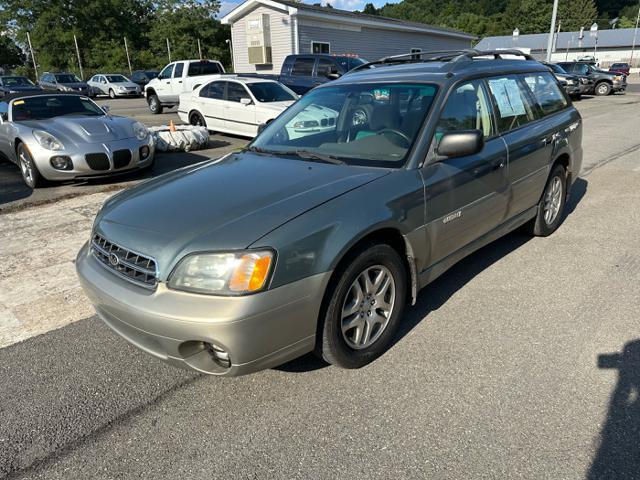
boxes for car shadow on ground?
[0,140,232,209]
[588,339,640,479]
[278,177,588,373]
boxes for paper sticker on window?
[488,78,525,117]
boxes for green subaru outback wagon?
[77,50,582,376]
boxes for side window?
[487,75,536,133]
[158,64,174,80]
[577,64,589,75]
[316,58,335,78]
[435,80,494,141]
[226,82,249,102]
[173,62,184,78]
[100,76,107,84]
[522,72,568,116]
[201,81,224,99]
[291,58,315,76]
[0,101,8,120]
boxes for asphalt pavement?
[1,87,640,480]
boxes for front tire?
[108,89,116,99]
[595,82,611,96]
[147,94,163,114]
[317,243,407,369]
[16,143,47,189]
[528,164,567,237]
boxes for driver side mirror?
[240,97,253,106]
[435,130,484,159]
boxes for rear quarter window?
[521,72,568,116]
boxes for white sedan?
[178,78,299,137]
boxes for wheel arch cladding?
[553,153,570,185]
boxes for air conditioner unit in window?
[246,13,272,65]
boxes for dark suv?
[77,49,582,376]
[557,61,626,96]
[544,62,592,99]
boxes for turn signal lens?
[229,252,273,292]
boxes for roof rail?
[347,48,536,74]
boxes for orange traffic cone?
[169,120,177,132]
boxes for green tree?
[557,0,598,31]
[0,35,25,71]
[362,3,380,15]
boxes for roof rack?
[347,48,536,74]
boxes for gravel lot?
[0,83,639,479]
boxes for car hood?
[258,101,295,114]
[2,85,42,92]
[111,81,139,89]
[20,115,134,144]
[95,152,389,278]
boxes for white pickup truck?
[144,59,225,114]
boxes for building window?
[311,42,330,54]
[410,48,422,60]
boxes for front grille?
[86,153,110,170]
[91,233,157,288]
[113,149,132,169]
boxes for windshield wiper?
[245,147,345,165]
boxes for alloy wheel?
[18,148,35,188]
[340,265,396,350]
[543,176,563,225]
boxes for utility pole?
[124,37,133,75]
[26,32,38,81]
[73,34,84,80]
[197,38,203,60]
[630,0,640,67]
[546,0,559,62]
[166,38,172,62]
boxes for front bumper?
[115,89,141,97]
[28,136,155,181]
[612,80,627,92]
[76,242,331,376]
[564,84,581,96]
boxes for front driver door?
[154,63,174,102]
[223,81,257,136]
[422,79,509,267]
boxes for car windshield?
[105,75,128,83]
[55,74,81,83]
[11,95,104,121]
[187,61,223,76]
[250,82,438,168]
[247,82,296,102]
[2,77,35,87]
[548,64,567,74]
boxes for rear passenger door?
[223,81,258,136]
[197,81,226,131]
[486,74,559,218]
[282,57,316,95]
[422,79,509,265]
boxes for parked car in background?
[144,59,225,114]
[0,76,43,95]
[77,49,582,377]
[609,63,631,76]
[178,78,297,137]
[242,54,368,95]
[88,74,141,98]
[543,63,591,99]
[557,62,626,96]
[39,72,93,97]
[130,70,159,88]
[0,92,154,188]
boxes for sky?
[217,0,399,19]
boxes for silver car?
[87,74,141,98]
[0,92,154,188]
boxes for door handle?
[178,80,183,84]
[493,158,506,169]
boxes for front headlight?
[614,75,623,82]
[33,130,64,150]
[132,121,148,141]
[116,85,126,91]
[60,85,72,91]
[566,79,576,85]
[168,250,274,295]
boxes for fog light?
[205,343,231,368]
[139,145,150,160]
[50,155,73,170]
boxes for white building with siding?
[221,0,475,74]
